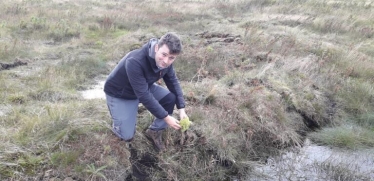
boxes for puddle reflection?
[81,81,105,99]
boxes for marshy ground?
[1,0,374,180]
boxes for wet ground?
[251,139,374,180]
[81,80,106,99]
[0,59,28,71]
[82,81,374,181]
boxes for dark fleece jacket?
[104,38,185,119]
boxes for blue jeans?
[106,83,176,141]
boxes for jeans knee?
[112,122,135,141]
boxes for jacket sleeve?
[126,58,169,119]
[163,65,186,109]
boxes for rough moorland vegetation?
[0,0,373,180]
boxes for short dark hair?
[158,32,182,54]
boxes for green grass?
[0,39,30,62]
[357,112,374,129]
[315,160,372,181]
[338,79,374,115]
[50,150,81,167]
[56,58,108,89]
[0,100,110,178]
[1,0,374,180]
[309,124,374,149]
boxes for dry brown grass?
[1,0,373,180]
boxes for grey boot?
[145,128,165,152]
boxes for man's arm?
[163,65,188,120]
[163,65,186,109]
[126,58,168,119]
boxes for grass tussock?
[338,79,374,116]
[315,160,373,181]
[309,124,374,149]
[0,39,30,62]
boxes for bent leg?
[148,84,176,130]
[106,94,139,141]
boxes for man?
[104,32,188,152]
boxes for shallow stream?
[250,139,374,180]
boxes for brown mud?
[0,58,28,71]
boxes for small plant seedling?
[180,117,192,132]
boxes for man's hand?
[164,115,181,130]
[179,108,188,120]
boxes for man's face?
[155,44,178,69]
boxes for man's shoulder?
[126,53,149,70]
[127,48,147,61]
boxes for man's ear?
[155,44,158,53]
